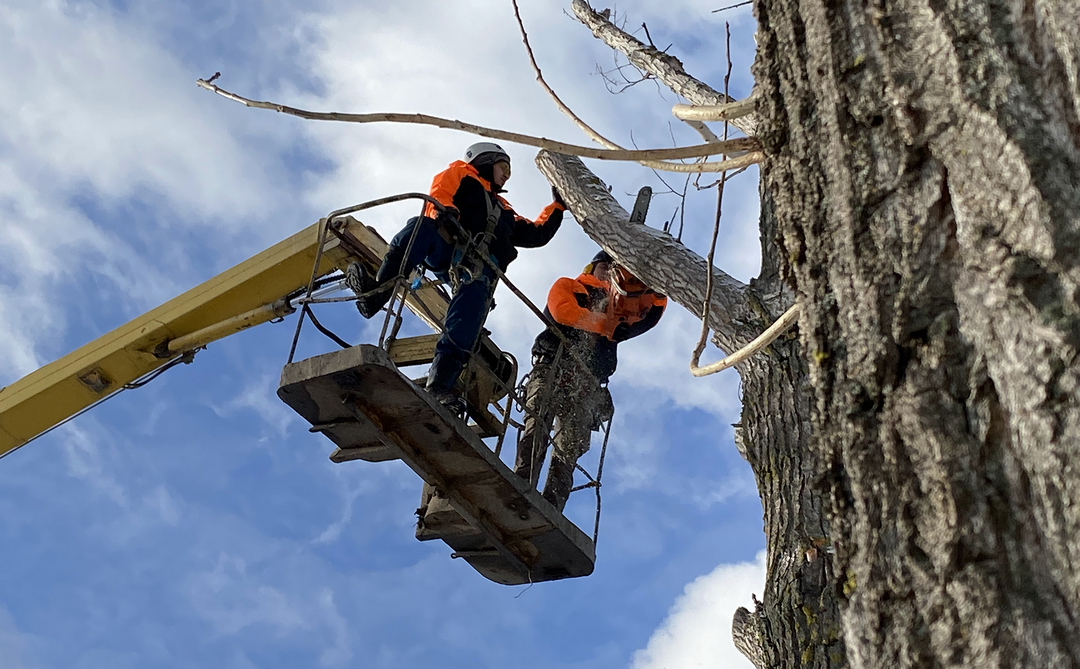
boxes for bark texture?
[755,0,1080,663]
[538,151,845,668]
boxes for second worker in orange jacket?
[514,250,667,511]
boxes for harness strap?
[473,191,501,269]
[449,191,503,290]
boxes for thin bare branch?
[692,184,729,366]
[673,97,758,123]
[195,77,757,164]
[572,0,760,137]
[596,59,654,94]
[696,164,752,189]
[712,0,753,12]
[511,0,614,149]
[691,23,733,373]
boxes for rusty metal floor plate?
[277,344,596,585]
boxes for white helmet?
[464,141,510,166]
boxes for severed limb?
[732,601,769,669]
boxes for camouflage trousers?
[513,356,612,512]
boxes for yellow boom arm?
[0,217,439,458]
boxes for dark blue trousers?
[379,217,496,391]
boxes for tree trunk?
[754,0,1080,663]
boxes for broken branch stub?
[673,97,758,123]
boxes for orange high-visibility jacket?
[535,272,667,381]
[422,161,564,269]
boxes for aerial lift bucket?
[278,343,596,585]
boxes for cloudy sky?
[0,0,767,667]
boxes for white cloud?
[631,551,766,669]
[312,484,363,545]
[316,589,352,666]
[62,422,129,506]
[0,0,280,221]
[183,548,359,666]
[0,0,308,380]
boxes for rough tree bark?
[754,0,1080,663]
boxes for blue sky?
[0,0,767,667]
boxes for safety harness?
[448,190,502,291]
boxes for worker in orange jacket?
[514,250,667,511]
[347,142,565,412]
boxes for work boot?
[427,387,466,417]
[425,353,467,417]
[345,262,390,319]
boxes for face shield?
[609,265,651,298]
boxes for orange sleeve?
[513,202,565,227]
[509,201,564,248]
[547,278,614,337]
[423,163,469,218]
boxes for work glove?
[435,206,462,241]
[551,186,566,208]
[612,322,632,342]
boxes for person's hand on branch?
[551,186,567,208]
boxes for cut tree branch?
[572,0,760,137]
[732,602,768,669]
[537,150,761,353]
[691,304,800,376]
[195,77,758,164]
[673,97,757,122]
